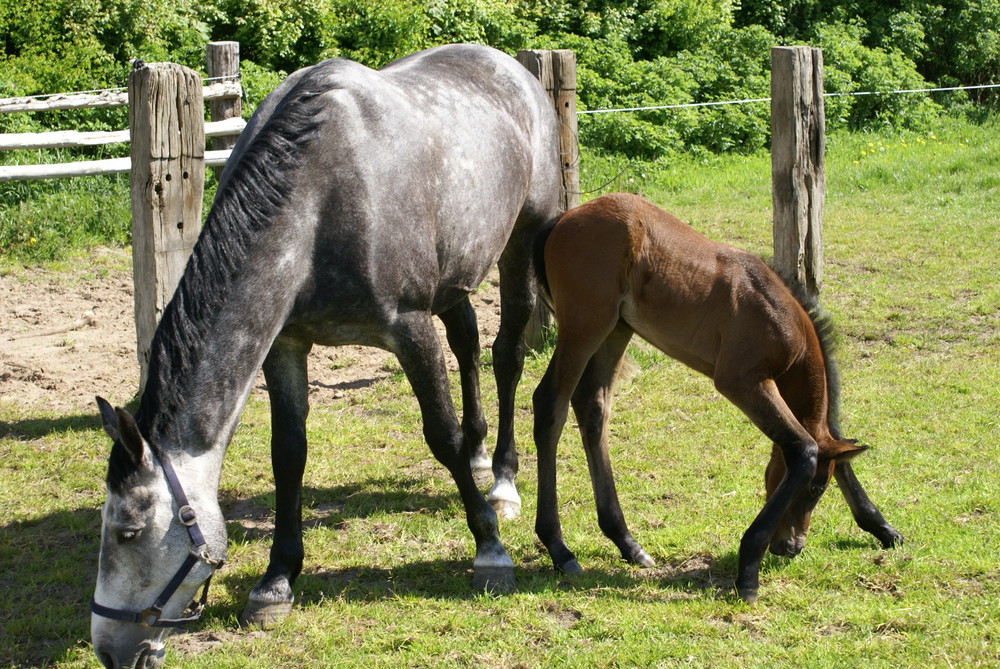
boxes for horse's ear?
[96,396,150,469]
[96,396,120,443]
[833,439,869,462]
[114,407,151,469]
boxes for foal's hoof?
[879,527,905,549]
[239,599,294,629]
[472,565,516,594]
[736,587,759,605]
[556,558,583,575]
[629,549,655,569]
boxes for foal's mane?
[781,277,844,440]
[117,77,332,471]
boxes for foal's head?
[765,438,868,556]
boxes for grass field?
[2,116,998,667]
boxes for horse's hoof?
[239,599,294,629]
[631,549,655,568]
[472,565,516,593]
[736,587,758,604]
[880,528,904,549]
[490,498,521,520]
[487,480,521,519]
[556,558,583,575]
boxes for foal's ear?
[95,396,151,469]
[832,439,870,462]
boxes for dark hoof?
[239,599,294,629]
[471,565,516,594]
[556,558,583,575]
[629,549,655,568]
[736,587,759,604]
[879,528,904,549]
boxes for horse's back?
[218,45,560,344]
[546,193,809,376]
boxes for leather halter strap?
[90,451,225,628]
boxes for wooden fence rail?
[0,44,243,184]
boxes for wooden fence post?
[128,61,205,392]
[517,49,579,348]
[206,41,241,157]
[517,49,580,212]
[771,46,825,298]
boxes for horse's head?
[91,398,226,669]
[765,438,869,557]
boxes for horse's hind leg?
[488,226,540,519]
[241,336,312,628]
[571,323,654,568]
[438,297,490,483]
[533,307,624,574]
[392,311,514,591]
[834,461,904,547]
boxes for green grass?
[2,114,999,667]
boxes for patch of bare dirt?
[1,247,503,416]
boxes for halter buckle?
[139,605,163,627]
[177,505,197,526]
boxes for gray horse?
[91,44,560,668]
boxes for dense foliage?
[1,0,997,155]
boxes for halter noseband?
[90,451,225,628]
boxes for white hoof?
[487,480,521,519]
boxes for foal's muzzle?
[769,533,806,557]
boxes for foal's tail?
[532,216,560,310]
[785,281,845,440]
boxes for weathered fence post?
[206,41,241,157]
[517,49,579,348]
[517,49,580,212]
[771,46,825,298]
[128,61,205,392]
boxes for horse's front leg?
[240,337,312,628]
[715,377,818,603]
[393,312,514,592]
[834,461,904,548]
[438,297,490,483]
[488,228,539,519]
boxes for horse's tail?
[781,278,844,440]
[533,215,560,310]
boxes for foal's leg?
[488,226,540,518]
[392,311,514,591]
[571,324,654,568]
[533,311,623,573]
[438,297,490,481]
[834,461,904,548]
[713,375,819,603]
[241,336,312,627]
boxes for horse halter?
[90,450,225,628]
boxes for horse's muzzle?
[94,638,165,669]
[769,533,806,558]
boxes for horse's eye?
[119,529,142,543]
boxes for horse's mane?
[780,276,844,439]
[129,78,331,446]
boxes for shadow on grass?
[1,474,873,666]
[0,411,102,440]
[0,506,102,667]
[0,398,139,441]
